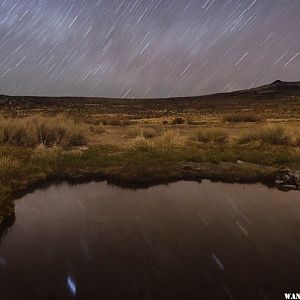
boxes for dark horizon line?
[1,80,299,100]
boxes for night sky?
[0,0,299,98]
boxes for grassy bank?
[1,142,300,224]
[1,112,300,224]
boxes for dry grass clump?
[255,127,291,145]
[127,126,162,139]
[238,132,257,145]
[90,123,105,134]
[295,137,300,147]
[193,129,229,144]
[0,184,9,202]
[0,184,13,224]
[126,126,142,138]
[155,130,185,148]
[131,130,184,151]
[222,112,263,123]
[131,136,155,152]
[171,117,186,125]
[186,116,198,125]
[0,156,21,174]
[33,144,63,159]
[141,126,163,139]
[238,127,291,145]
[0,114,89,147]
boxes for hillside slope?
[0,81,299,118]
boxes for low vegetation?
[100,118,132,126]
[186,116,198,125]
[141,126,163,139]
[132,136,155,152]
[239,127,291,146]
[171,117,186,125]
[127,126,162,139]
[0,115,89,148]
[0,184,13,224]
[296,137,300,147]
[132,130,184,152]
[257,127,291,145]
[193,129,229,144]
[223,112,263,123]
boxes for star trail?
[0,0,299,98]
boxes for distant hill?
[0,81,299,118]
[0,80,300,102]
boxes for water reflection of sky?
[0,180,300,299]
[0,255,6,267]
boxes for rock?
[276,170,300,189]
[237,160,245,164]
[294,171,300,185]
[78,146,89,151]
[282,185,297,190]
[283,174,292,181]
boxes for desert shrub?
[171,117,186,125]
[222,112,263,123]
[238,127,291,145]
[193,129,228,144]
[162,120,169,125]
[295,137,300,147]
[0,115,89,148]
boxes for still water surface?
[0,180,300,300]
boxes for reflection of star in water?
[67,275,77,296]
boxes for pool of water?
[0,180,300,300]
